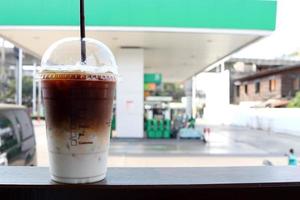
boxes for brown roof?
[235,65,300,82]
[228,57,300,66]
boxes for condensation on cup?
[40,38,117,183]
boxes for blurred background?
[0,0,300,168]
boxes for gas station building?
[0,0,277,138]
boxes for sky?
[234,0,300,60]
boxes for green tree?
[22,76,33,107]
[0,76,33,106]
[288,91,300,108]
[0,80,15,101]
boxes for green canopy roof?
[1,0,276,31]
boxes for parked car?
[0,104,36,166]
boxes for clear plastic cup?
[41,37,117,183]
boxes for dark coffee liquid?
[41,72,116,148]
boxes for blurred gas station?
[0,0,277,139]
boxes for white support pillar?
[32,62,37,116]
[0,39,5,65]
[37,78,42,118]
[16,48,23,105]
[184,79,193,118]
[220,62,225,72]
[116,48,144,138]
[192,76,197,118]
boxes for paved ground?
[110,126,300,156]
[33,120,300,167]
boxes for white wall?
[196,71,230,124]
[116,48,144,138]
[197,71,300,136]
[206,105,300,136]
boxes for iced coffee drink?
[42,72,115,183]
[41,38,117,183]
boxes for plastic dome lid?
[41,37,118,75]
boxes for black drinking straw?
[80,0,86,63]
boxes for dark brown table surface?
[0,166,300,199]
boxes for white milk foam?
[49,151,108,183]
[47,129,110,183]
